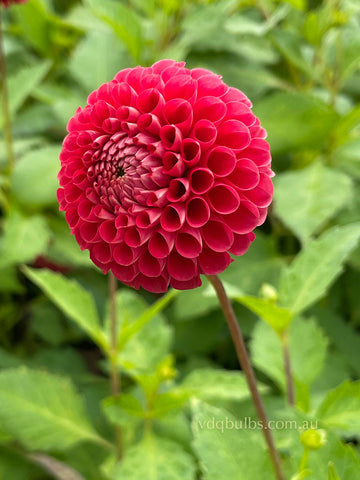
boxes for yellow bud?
[300,429,327,450]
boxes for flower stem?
[109,271,122,459]
[281,332,295,406]
[0,8,15,174]
[206,275,286,480]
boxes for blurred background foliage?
[0,0,360,479]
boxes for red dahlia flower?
[58,60,273,293]
[0,0,27,6]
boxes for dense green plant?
[0,0,360,479]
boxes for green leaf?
[12,145,61,207]
[274,162,353,244]
[22,267,104,345]
[181,368,268,401]
[289,317,328,386]
[235,296,292,333]
[0,210,51,268]
[119,289,178,347]
[279,224,360,315]
[103,394,145,426]
[12,0,51,55]
[191,401,274,480]
[7,60,51,119]
[105,290,172,374]
[253,92,338,155]
[251,317,328,392]
[112,434,196,480]
[328,462,341,480]
[84,0,143,62]
[0,367,108,451]
[317,380,360,434]
[69,29,129,93]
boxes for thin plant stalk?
[108,271,122,459]
[281,333,295,406]
[206,275,286,480]
[0,8,15,173]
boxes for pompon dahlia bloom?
[58,60,273,293]
[0,0,27,6]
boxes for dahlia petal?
[221,87,252,107]
[160,204,186,232]
[207,184,240,214]
[228,159,260,191]
[170,276,202,290]
[167,252,197,281]
[216,120,251,152]
[181,139,201,168]
[163,75,197,104]
[116,106,140,122]
[148,230,174,258]
[192,119,217,149]
[111,263,138,282]
[201,220,234,252]
[224,202,260,234]
[175,227,202,258]
[138,273,169,293]
[135,209,161,228]
[91,243,112,264]
[167,178,190,203]
[197,74,228,97]
[152,59,185,73]
[112,83,138,107]
[244,173,273,207]
[193,96,227,124]
[137,88,165,116]
[229,232,255,255]
[205,146,236,177]
[124,227,151,247]
[160,125,183,151]
[138,251,165,277]
[198,248,233,275]
[137,113,162,136]
[163,98,193,135]
[240,138,271,167]
[80,221,100,243]
[162,152,185,176]
[113,242,139,266]
[189,167,214,194]
[186,197,210,228]
[99,220,120,243]
[225,102,256,127]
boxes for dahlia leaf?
[69,29,128,94]
[191,401,274,480]
[253,92,339,155]
[0,446,41,480]
[278,223,360,315]
[235,295,292,334]
[118,288,178,347]
[7,60,51,118]
[23,267,104,345]
[111,434,196,480]
[84,0,143,62]
[0,367,109,451]
[251,317,328,392]
[180,368,268,401]
[12,145,61,208]
[104,290,172,374]
[274,162,353,244]
[316,380,360,434]
[0,211,51,268]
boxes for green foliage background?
[0,0,360,479]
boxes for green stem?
[206,275,286,480]
[281,332,295,406]
[109,271,122,459]
[299,447,309,473]
[0,7,15,174]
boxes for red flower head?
[58,60,273,293]
[0,0,27,7]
